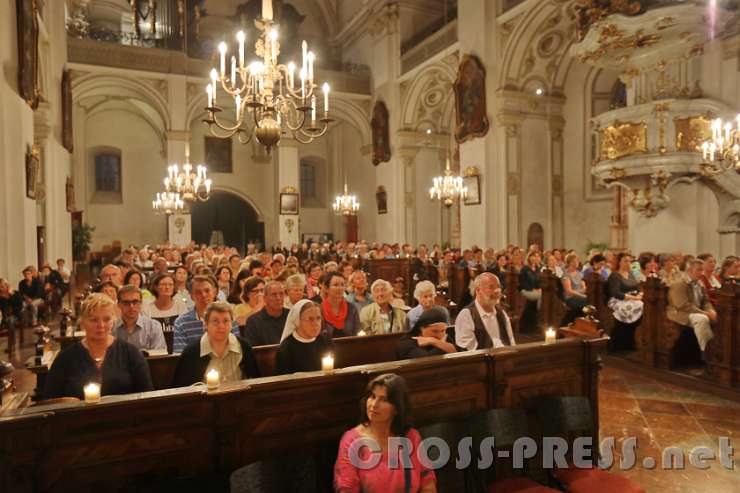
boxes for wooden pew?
[148,332,405,390]
[585,272,614,333]
[504,269,526,334]
[706,280,740,386]
[0,337,608,492]
[558,307,603,340]
[538,269,568,330]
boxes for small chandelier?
[332,183,359,216]
[700,116,740,177]
[164,147,211,202]
[430,157,467,207]
[203,0,333,154]
[152,192,185,215]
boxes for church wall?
[414,147,443,246]
[297,131,332,243]
[519,118,550,246]
[340,125,376,242]
[81,110,168,250]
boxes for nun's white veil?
[280,299,316,342]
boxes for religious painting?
[204,136,232,173]
[62,69,74,153]
[463,175,481,206]
[66,177,75,212]
[16,0,40,109]
[280,192,299,215]
[453,55,490,144]
[371,101,391,166]
[26,144,40,199]
[376,186,388,215]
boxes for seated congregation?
[1,240,738,492]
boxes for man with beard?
[455,272,515,350]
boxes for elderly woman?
[42,293,153,400]
[172,301,259,387]
[321,272,361,338]
[284,273,307,309]
[123,269,154,302]
[406,281,450,331]
[607,252,644,351]
[334,373,436,493]
[395,307,456,360]
[359,279,407,335]
[276,300,334,374]
[234,276,265,326]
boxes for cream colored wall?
[0,1,71,284]
[81,110,168,249]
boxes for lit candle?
[307,51,315,83]
[206,368,220,389]
[270,30,278,64]
[218,42,227,78]
[725,122,732,142]
[206,84,213,107]
[302,40,307,73]
[321,354,334,371]
[205,179,212,194]
[357,330,367,337]
[84,382,101,403]
[235,94,242,114]
[262,0,273,20]
[545,327,556,344]
[237,31,245,67]
[231,56,236,84]
[322,82,329,113]
[210,69,218,103]
[300,67,306,99]
[287,62,295,89]
[311,95,316,124]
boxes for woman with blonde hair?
[43,293,152,400]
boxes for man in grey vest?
[455,272,516,350]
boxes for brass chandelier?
[430,156,467,207]
[332,183,359,216]
[164,146,211,202]
[152,191,185,215]
[203,0,333,154]
[700,116,740,176]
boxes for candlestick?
[545,327,556,344]
[302,40,307,73]
[300,67,306,99]
[311,95,316,124]
[218,42,227,78]
[237,30,245,67]
[231,56,236,85]
[288,62,295,89]
[262,0,273,20]
[307,51,315,83]
[321,354,334,372]
[210,69,218,104]
[206,368,220,389]
[206,84,213,107]
[322,82,329,113]
[84,382,101,403]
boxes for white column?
[278,138,300,246]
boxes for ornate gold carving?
[653,103,669,155]
[463,166,479,177]
[655,16,675,30]
[674,115,712,152]
[575,0,643,41]
[598,24,624,42]
[599,121,648,160]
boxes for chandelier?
[164,147,211,202]
[152,192,185,215]
[700,116,740,176]
[332,183,359,216]
[203,0,333,154]
[430,157,467,207]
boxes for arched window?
[90,147,122,203]
[300,161,316,202]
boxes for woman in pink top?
[334,373,437,493]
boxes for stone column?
[549,118,565,247]
[497,115,523,245]
[399,147,419,245]
[277,137,300,246]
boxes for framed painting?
[280,192,299,215]
[16,0,40,109]
[463,175,481,205]
[376,186,387,215]
[204,136,233,173]
[62,69,73,153]
[453,54,490,144]
[26,145,40,199]
[371,101,391,166]
[66,177,75,212]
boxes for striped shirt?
[172,308,239,353]
[113,315,167,352]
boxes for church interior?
[0,0,739,492]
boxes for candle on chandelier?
[311,95,316,124]
[270,30,278,64]
[235,94,242,114]
[206,84,213,107]
[218,42,227,78]
[307,51,315,83]
[287,62,295,90]
[262,0,273,20]
[237,31,245,67]
[725,122,732,143]
[322,83,329,113]
[205,179,212,194]
[231,56,236,85]
[210,69,218,104]
[300,67,306,99]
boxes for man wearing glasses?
[113,285,167,352]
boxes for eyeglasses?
[119,299,141,306]
[251,288,265,294]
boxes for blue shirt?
[172,308,239,353]
[113,314,167,351]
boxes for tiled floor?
[599,365,740,493]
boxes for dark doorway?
[526,223,544,252]
[191,191,264,254]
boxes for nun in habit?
[275,300,335,375]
